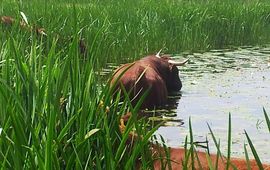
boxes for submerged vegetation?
[0,0,270,169]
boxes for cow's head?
[155,52,189,92]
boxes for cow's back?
[111,62,168,109]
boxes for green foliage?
[1,0,270,169]
[244,131,264,170]
[263,107,270,133]
[226,113,231,170]
[0,13,156,170]
[1,0,270,63]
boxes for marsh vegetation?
[0,0,270,169]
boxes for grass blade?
[226,113,232,170]
[188,117,195,170]
[244,142,252,170]
[263,107,270,133]
[244,130,264,170]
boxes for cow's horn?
[168,58,189,66]
[155,49,162,58]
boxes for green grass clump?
[1,0,270,63]
[0,25,157,170]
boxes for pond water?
[156,46,270,163]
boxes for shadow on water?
[142,92,185,127]
[103,46,270,162]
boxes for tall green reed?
[2,0,270,64]
[1,0,270,169]
[182,109,269,170]
[0,12,157,170]
[244,108,270,170]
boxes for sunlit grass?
[1,0,270,63]
[0,35,160,169]
[0,15,157,170]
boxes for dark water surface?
[156,46,270,162]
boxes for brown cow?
[1,15,87,55]
[1,16,15,26]
[1,15,47,36]
[111,53,189,109]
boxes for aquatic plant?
[1,0,270,169]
